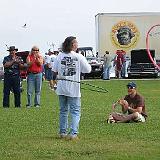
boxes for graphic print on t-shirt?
[61,57,77,76]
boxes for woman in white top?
[53,36,91,140]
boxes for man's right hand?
[112,103,117,110]
[118,99,129,109]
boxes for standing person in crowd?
[3,46,24,108]
[103,51,112,80]
[53,36,91,140]
[107,82,147,123]
[44,52,49,80]
[96,52,99,58]
[50,51,58,90]
[121,50,127,78]
[114,50,125,78]
[26,46,43,108]
[45,50,53,89]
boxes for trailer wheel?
[153,73,158,78]
[128,73,132,79]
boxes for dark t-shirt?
[124,93,147,117]
[3,55,21,76]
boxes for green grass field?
[0,79,160,160]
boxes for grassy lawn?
[0,79,160,160]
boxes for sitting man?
[107,82,147,123]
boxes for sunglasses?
[32,49,39,51]
[127,86,135,89]
[10,50,16,52]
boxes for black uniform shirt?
[3,55,21,76]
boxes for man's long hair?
[62,36,76,53]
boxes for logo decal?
[111,21,140,50]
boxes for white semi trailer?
[95,12,160,77]
[95,12,160,58]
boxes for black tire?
[128,73,132,79]
[153,73,158,78]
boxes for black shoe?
[34,105,40,108]
[26,104,31,108]
[15,106,21,108]
[3,106,9,108]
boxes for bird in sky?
[22,24,27,28]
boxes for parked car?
[83,56,103,79]
[127,49,158,78]
[78,47,94,57]
[156,59,160,68]
[16,51,29,79]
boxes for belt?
[28,72,40,74]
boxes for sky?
[0,0,160,61]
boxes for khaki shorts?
[111,112,146,123]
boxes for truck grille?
[129,63,156,72]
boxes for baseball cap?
[127,82,136,89]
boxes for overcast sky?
[0,0,160,59]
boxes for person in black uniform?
[3,46,24,108]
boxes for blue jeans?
[59,95,81,135]
[27,73,42,106]
[121,63,126,78]
[103,65,111,79]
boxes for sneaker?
[107,115,116,123]
[26,105,31,108]
[53,84,57,90]
[67,134,79,141]
[59,133,67,139]
[107,119,116,123]
[35,105,40,108]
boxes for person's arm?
[128,106,142,114]
[35,55,43,66]
[118,99,129,113]
[19,63,24,69]
[80,55,91,73]
[17,58,24,69]
[3,56,22,68]
[26,55,33,67]
[52,56,58,73]
[119,99,143,113]
[3,59,15,68]
[112,99,128,113]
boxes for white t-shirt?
[45,54,56,69]
[104,54,113,67]
[50,54,57,71]
[45,55,52,68]
[53,51,91,97]
[44,55,50,65]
